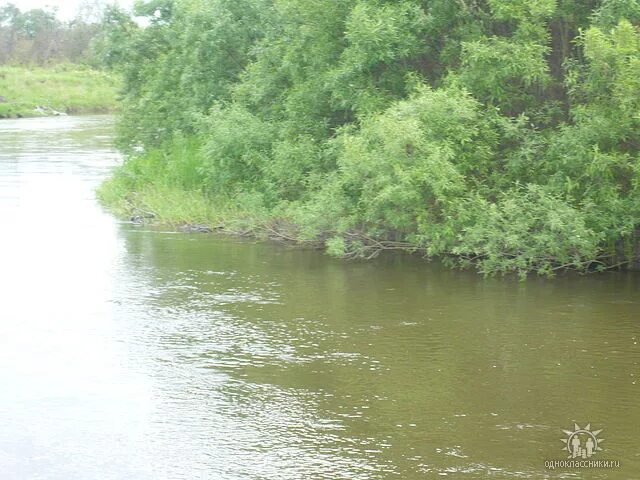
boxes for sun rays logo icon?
[561,424,604,459]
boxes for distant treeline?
[0,2,109,65]
[99,0,640,276]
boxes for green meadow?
[0,65,118,118]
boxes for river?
[0,116,638,479]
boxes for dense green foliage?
[99,0,640,276]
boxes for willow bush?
[97,0,640,276]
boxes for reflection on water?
[0,116,638,479]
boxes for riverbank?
[0,65,118,119]
[97,139,640,277]
[98,169,300,244]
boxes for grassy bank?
[98,132,640,278]
[98,138,271,233]
[99,181,267,234]
[0,64,119,118]
[99,167,640,277]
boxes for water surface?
[0,116,638,479]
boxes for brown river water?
[0,116,638,479]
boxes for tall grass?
[97,137,270,233]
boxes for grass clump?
[97,137,274,237]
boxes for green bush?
[455,186,603,277]
[98,1,640,276]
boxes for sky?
[1,0,134,20]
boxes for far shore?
[0,65,119,119]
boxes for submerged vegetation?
[98,0,640,276]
